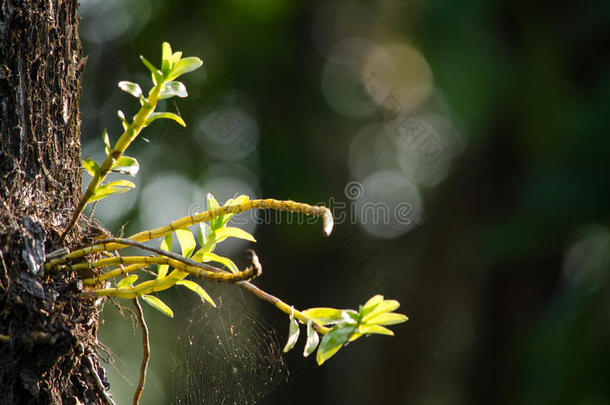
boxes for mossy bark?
[0,1,109,403]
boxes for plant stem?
[59,85,163,243]
[132,297,149,405]
[47,199,332,270]
[236,281,330,334]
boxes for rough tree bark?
[0,0,110,403]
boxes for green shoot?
[60,42,203,242]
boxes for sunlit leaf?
[171,51,182,67]
[303,320,320,357]
[224,195,250,207]
[364,312,408,326]
[140,55,163,84]
[192,251,238,273]
[213,227,256,243]
[364,295,384,307]
[175,280,216,307]
[316,325,355,365]
[197,222,209,245]
[111,156,139,177]
[144,112,186,127]
[102,130,111,155]
[118,81,142,98]
[175,228,196,258]
[116,275,138,289]
[283,315,300,353]
[206,193,220,210]
[117,110,129,130]
[342,309,359,324]
[219,195,250,226]
[82,158,100,177]
[349,324,394,342]
[197,223,216,253]
[358,324,394,336]
[161,42,172,75]
[159,81,188,99]
[141,295,174,318]
[157,234,172,279]
[88,180,135,203]
[302,307,345,325]
[362,299,400,323]
[167,57,203,81]
[207,193,221,228]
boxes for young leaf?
[218,195,250,226]
[192,251,238,273]
[111,156,139,176]
[357,324,394,336]
[364,312,408,326]
[102,130,111,155]
[118,81,143,98]
[342,309,360,324]
[157,234,172,279]
[167,57,203,81]
[197,222,209,245]
[302,307,345,325]
[283,315,300,353]
[303,320,320,357]
[213,227,256,243]
[161,42,172,75]
[159,81,188,99]
[316,325,355,365]
[349,325,394,343]
[117,110,129,130]
[144,112,186,127]
[207,193,221,228]
[197,223,216,253]
[364,295,384,308]
[141,294,174,318]
[362,299,400,323]
[224,195,250,207]
[82,158,100,177]
[140,55,163,84]
[175,228,196,258]
[175,280,216,307]
[88,180,135,202]
[206,193,220,210]
[171,51,183,67]
[117,275,138,289]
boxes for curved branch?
[46,199,333,270]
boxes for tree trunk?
[0,0,109,403]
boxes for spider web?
[171,288,290,404]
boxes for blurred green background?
[78,0,610,404]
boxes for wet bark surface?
[0,1,110,403]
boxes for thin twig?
[236,280,330,335]
[132,297,150,405]
[85,356,116,405]
[96,238,222,272]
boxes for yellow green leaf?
[213,227,256,243]
[175,280,216,307]
[117,275,138,289]
[175,228,196,258]
[157,234,172,279]
[141,295,174,318]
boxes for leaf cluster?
[106,194,256,317]
[284,295,408,365]
[80,42,202,206]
